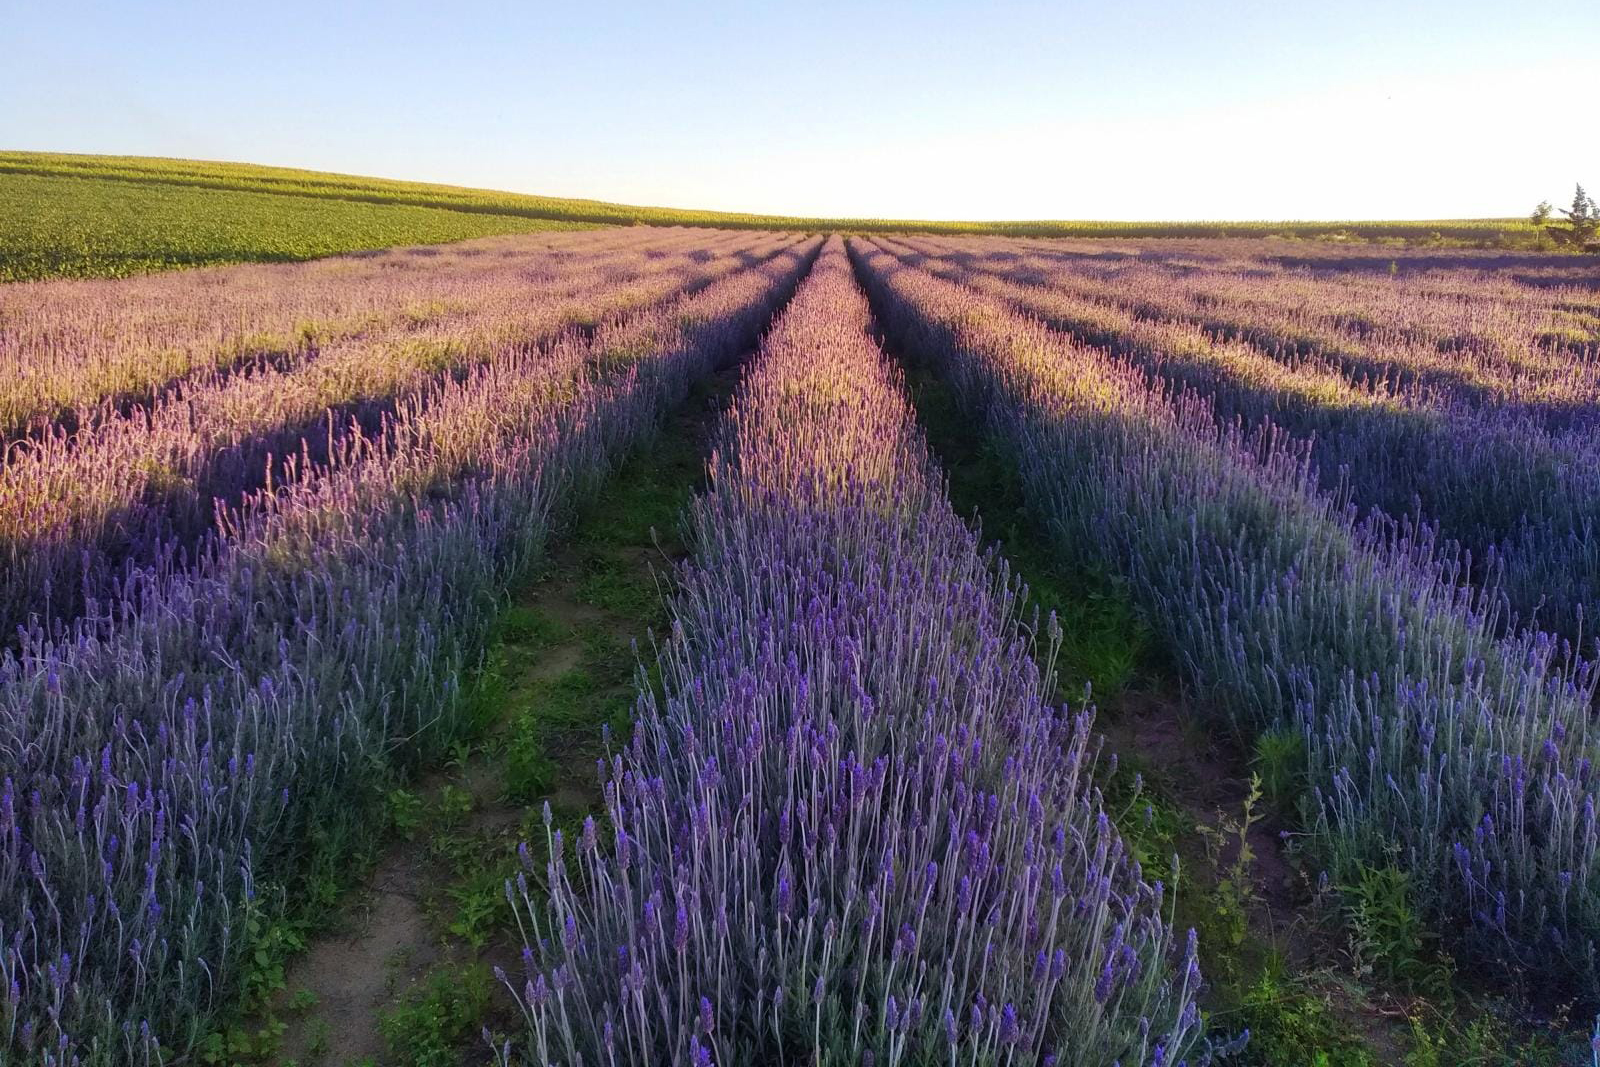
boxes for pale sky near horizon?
[4,0,1596,221]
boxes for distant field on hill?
[0,151,1542,281]
[0,162,595,282]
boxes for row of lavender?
[874,236,1600,648]
[1,231,801,645]
[498,243,1218,1066]
[0,226,746,442]
[0,238,820,1064]
[878,233,1600,421]
[885,234,1600,411]
[850,241,1600,998]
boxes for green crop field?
[0,151,1542,282]
[0,164,596,282]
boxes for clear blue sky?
[4,0,1595,221]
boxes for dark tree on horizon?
[1545,184,1599,250]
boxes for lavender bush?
[0,238,820,1064]
[851,239,1600,998]
[0,232,805,645]
[881,233,1600,421]
[499,243,1215,1066]
[873,237,1600,640]
[0,227,765,442]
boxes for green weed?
[377,965,493,1067]
[1197,774,1267,954]
[443,856,515,949]
[504,668,599,801]
[1252,726,1308,812]
[1340,866,1447,994]
[195,1018,288,1066]
[576,554,658,617]
[434,783,476,828]
[386,788,426,839]
[1225,961,1376,1067]
[303,1017,331,1059]
[495,604,570,650]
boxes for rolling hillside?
[0,151,1539,281]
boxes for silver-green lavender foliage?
[853,238,1600,998]
[880,235,1600,641]
[0,236,819,1065]
[500,244,1214,1066]
[0,230,796,646]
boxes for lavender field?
[3,227,1599,1066]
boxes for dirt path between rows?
[267,379,730,1066]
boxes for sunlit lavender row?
[0,227,764,443]
[885,233,1600,416]
[872,236,1600,642]
[0,238,819,1064]
[0,232,801,645]
[852,240,1600,998]
[499,243,1217,1066]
